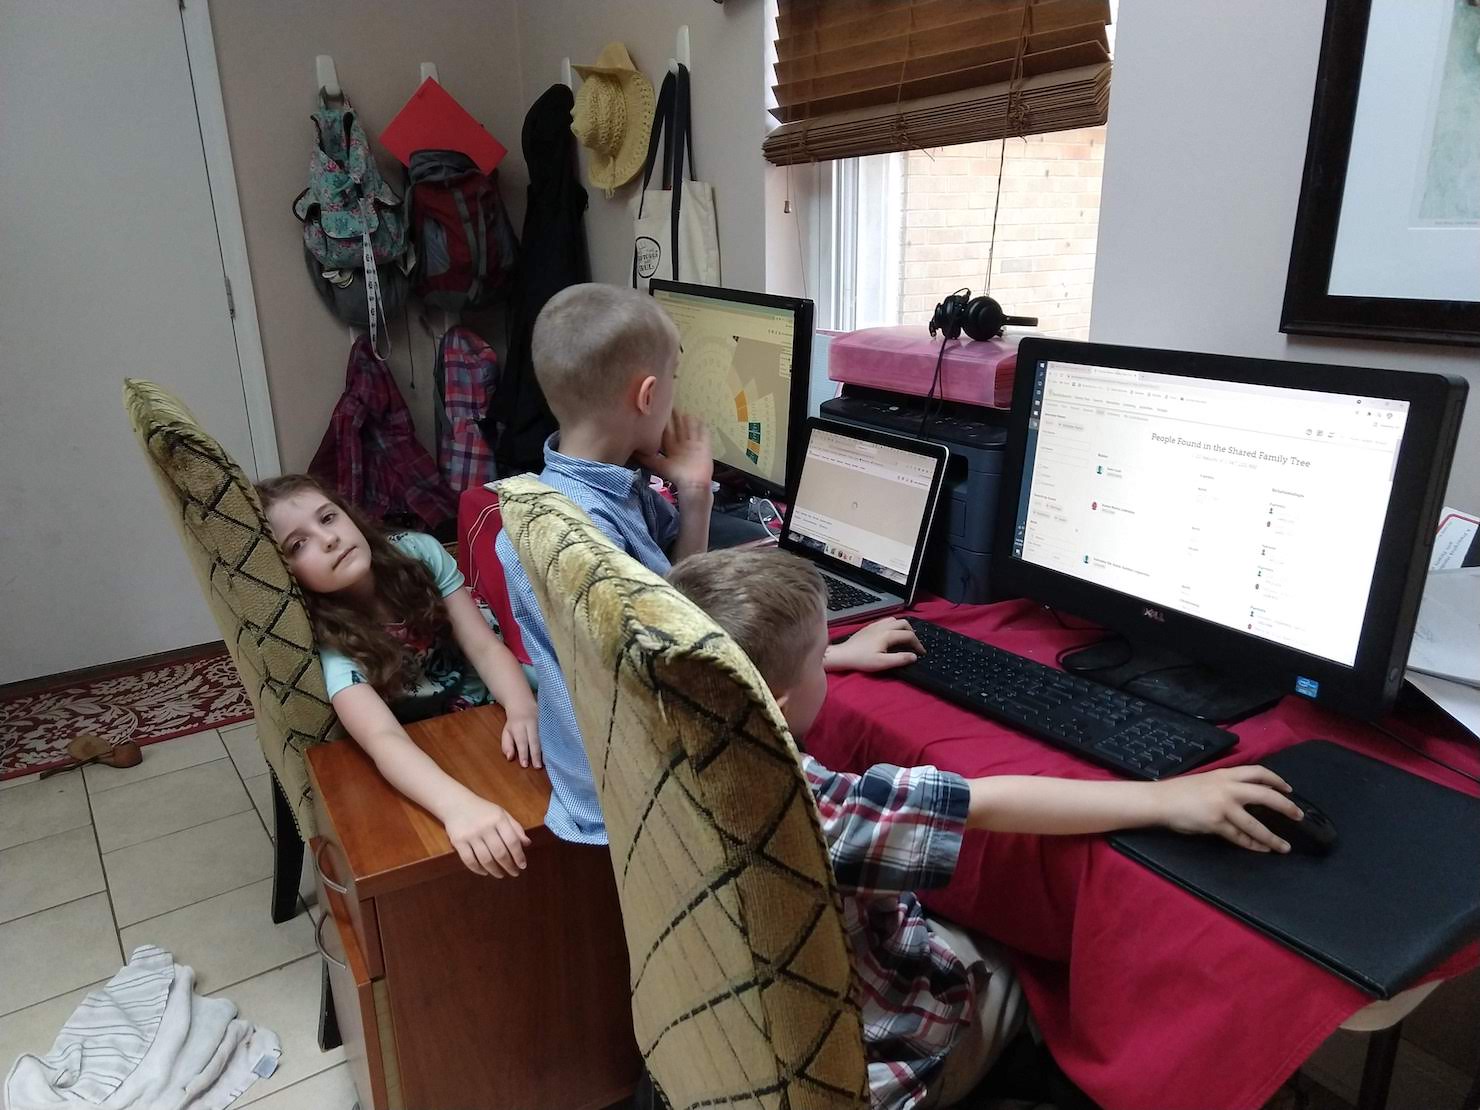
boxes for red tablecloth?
[809,598,1480,1110]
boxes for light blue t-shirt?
[495,435,680,844]
[320,531,492,721]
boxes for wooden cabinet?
[307,705,640,1110]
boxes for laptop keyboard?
[824,576,879,612]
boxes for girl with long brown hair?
[257,474,538,877]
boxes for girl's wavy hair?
[255,475,448,698]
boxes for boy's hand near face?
[637,410,713,494]
[825,617,925,672]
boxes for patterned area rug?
[0,649,253,781]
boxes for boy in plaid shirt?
[669,549,1303,1110]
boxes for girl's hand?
[1154,765,1302,853]
[501,710,542,770]
[444,797,531,877]
[824,617,925,673]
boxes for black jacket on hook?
[482,83,590,476]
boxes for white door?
[0,1,263,682]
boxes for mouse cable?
[917,335,951,438]
[1369,719,1480,789]
[1043,604,1101,632]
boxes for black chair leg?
[1462,1023,1480,1110]
[1355,1022,1403,1110]
[318,959,343,1052]
[270,774,304,924]
[626,1071,667,1110]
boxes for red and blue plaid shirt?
[799,752,975,1110]
[435,327,499,492]
[310,337,456,529]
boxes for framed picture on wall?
[1281,0,1480,347]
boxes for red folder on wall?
[380,78,507,174]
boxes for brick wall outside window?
[894,126,1106,340]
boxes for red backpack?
[407,149,518,312]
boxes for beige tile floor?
[3,721,1474,1110]
[0,722,355,1109]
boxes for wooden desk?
[306,704,640,1110]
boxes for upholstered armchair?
[123,379,341,924]
[497,475,870,1109]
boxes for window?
[773,1,1119,338]
[826,128,1106,339]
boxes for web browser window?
[787,429,936,586]
[1013,361,1410,665]
[652,289,797,488]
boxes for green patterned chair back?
[497,476,868,1110]
[123,379,341,839]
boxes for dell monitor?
[996,338,1466,721]
[649,280,814,501]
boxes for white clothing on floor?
[4,945,280,1110]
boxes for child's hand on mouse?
[1154,765,1302,853]
[637,410,712,494]
[824,617,926,673]
[501,708,542,769]
[443,797,531,877]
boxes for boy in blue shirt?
[496,283,714,843]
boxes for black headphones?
[928,288,1038,341]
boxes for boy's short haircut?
[532,283,681,423]
[668,549,827,691]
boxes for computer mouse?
[1245,791,1338,856]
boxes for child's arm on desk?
[966,768,1301,853]
[637,410,714,562]
[446,587,541,770]
[823,617,1304,853]
[332,685,531,877]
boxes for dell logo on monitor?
[1142,607,1166,622]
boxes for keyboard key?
[824,576,879,612]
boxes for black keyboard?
[824,575,880,612]
[895,619,1237,779]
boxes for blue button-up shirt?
[495,435,679,843]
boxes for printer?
[818,326,1016,604]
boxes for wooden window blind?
[764,0,1111,166]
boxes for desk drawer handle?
[313,840,349,895]
[314,911,348,972]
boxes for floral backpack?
[292,94,409,353]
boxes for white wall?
[0,1,258,682]
[514,0,792,294]
[209,0,528,473]
[1091,0,1480,511]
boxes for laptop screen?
[785,427,939,587]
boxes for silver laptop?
[780,419,949,625]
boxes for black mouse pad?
[1109,739,1480,998]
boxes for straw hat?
[571,43,655,197]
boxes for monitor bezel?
[648,278,814,500]
[994,337,1466,720]
[780,417,949,602]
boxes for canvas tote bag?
[630,65,720,288]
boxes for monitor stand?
[707,481,774,549]
[1060,637,1286,724]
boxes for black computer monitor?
[649,280,814,500]
[995,338,1467,721]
